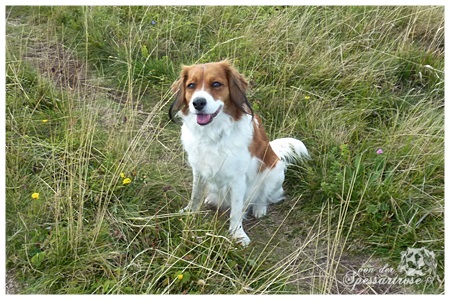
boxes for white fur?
[189,90,222,115]
[270,138,309,166]
[178,101,307,246]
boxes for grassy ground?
[5,6,444,294]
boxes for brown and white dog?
[169,60,308,246]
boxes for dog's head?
[169,60,253,125]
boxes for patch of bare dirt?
[6,270,20,294]
[243,197,414,294]
[24,40,86,90]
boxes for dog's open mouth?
[196,106,221,126]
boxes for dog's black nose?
[193,97,207,111]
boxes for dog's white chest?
[180,117,254,182]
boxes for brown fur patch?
[248,115,280,171]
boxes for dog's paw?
[204,196,219,206]
[179,206,191,213]
[231,230,251,247]
[252,205,267,219]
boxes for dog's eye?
[212,82,222,88]
[187,83,196,89]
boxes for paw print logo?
[397,247,437,278]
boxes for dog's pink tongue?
[197,114,212,125]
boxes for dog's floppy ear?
[223,61,254,118]
[169,66,189,122]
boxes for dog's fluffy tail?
[270,138,309,166]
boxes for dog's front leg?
[229,182,251,246]
[181,172,205,213]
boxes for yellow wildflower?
[177,274,183,281]
[304,95,310,100]
[120,172,126,178]
[123,178,132,185]
[42,119,49,123]
[31,192,40,200]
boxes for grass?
[5,6,444,294]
